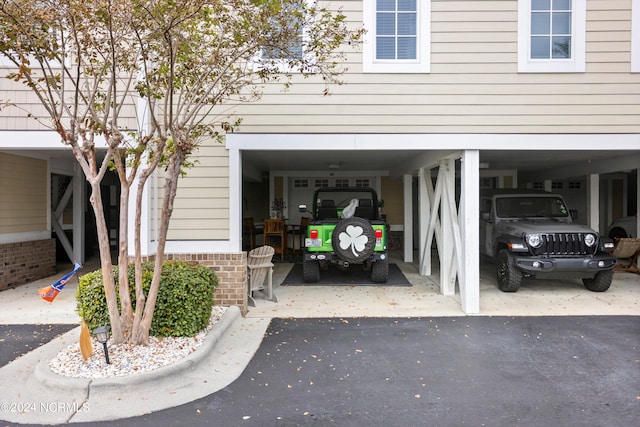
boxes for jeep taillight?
[310,229,319,239]
[375,229,383,239]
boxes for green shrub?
[76,261,218,337]
[76,267,115,334]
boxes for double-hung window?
[363,0,430,73]
[518,0,586,72]
[252,0,310,73]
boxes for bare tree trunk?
[130,169,151,344]
[131,150,185,345]
[88,181,124,344]
[129,142,163,345]
[117,181,133,337]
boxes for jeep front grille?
[532,233,593,256]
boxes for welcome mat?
[282,263,412,286]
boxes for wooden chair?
[287,216,310,255]
[263,219,286,260]
[610,237,640,275]
[247,246,277,306]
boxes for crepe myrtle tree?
[0,0,362,344]
[0,0,150,344]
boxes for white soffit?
[227,133,640,151]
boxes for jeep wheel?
[608,227,628,240]
[331,217,376,264]
[303,259,320,283]
[371,260,389,283]
[496,249,522,292]
[582,269,613,292]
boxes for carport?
[0,132,116,266]
[227,133,640,314]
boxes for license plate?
[305,238,323,247]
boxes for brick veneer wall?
[0,239,56,290]
[140,252,248,314]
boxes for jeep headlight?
[584,233,597,247]
[526,234,542,248]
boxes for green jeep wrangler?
[298,187,389,283]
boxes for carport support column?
[229,147,242,253]
[403,174,413,263]
[418,167,432,276]
[587,174,600,232]
[439,159,456,295]
[460,150,480,314]
[72,163,85,264]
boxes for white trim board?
[227,133,640,151]
[0,131,110,149]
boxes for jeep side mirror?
[481,212,490,221]
[569,210,578,220]
[378,200,384,208]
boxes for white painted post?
[403,174,413,263]
[460,150,480,314]
[440,159,455,295]
[587,174,600,232]
[229,147,242,252]
[73,163,85,264]
[418,168,431,276]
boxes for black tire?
[371,260,389,283]
[582,269,613,292]
[302,259,320,283]
[496,249,522,292]
[331,217,376,264]
[608,228,628,240]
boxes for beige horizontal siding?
[0,153,47,234]
[227,0,640,134]
[166,226,229,241]
[159,143,230,241]
[0,68,138,131]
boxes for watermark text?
[1,401,89,414]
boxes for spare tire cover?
[331,217,376,264]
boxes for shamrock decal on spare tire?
[331,217,376,264]
[339,225,368,257]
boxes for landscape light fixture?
[92,325,111,364]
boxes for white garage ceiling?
[242,149,640,179]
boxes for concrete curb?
[32,306,240,395]
[33,328,91,394]
[86,305,241,392]
[1,306,270,425]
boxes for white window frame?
[250,0,314,73]
[633,0,640,72]
[518,0,586,73]
[363,0,431,73]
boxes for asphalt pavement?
[0,324,76,367]
[2,316,639,426]
[1,257,639,426]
